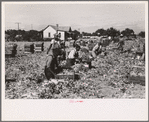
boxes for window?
[48,33,50,37]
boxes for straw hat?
[120,34,123,37]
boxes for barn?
[40,25,72,41]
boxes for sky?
[4,2,146,34]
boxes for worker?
[44,33,62,80]
[80,47,93,69]
[141,43,145,61]
[117,34,124,52]
[65,44,81,68]
[92,41,103,58]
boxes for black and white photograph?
[2,1,148,121]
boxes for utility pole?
[15,22,21,30]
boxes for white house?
[40,25,72,41]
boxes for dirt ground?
[5,41,145,99]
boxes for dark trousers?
[45,56,58,80]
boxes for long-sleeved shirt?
[92,43,102,53]
[68,49,78,59]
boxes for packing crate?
[128,75,145,85]
[24,43,34,53]
[55,72,80,81]
[34,42,44,52]
[5,43,17,57]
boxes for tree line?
[73,27,145,40]
[5,29,42,42]
[5,27,145,42]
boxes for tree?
[29,30,40,41]
[121,28,134,39]
[106,27,120,39]
[22,30,42,41]
[5,29,42,42]
[72,30,80,40]
[82,32,91,37]
[22,31,30,41]
[95,28,106,36]
[138,31,145,38]
[92,32,97,36]
[5,29,18,41]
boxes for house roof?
[41,25,72,32]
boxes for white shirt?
[92,43,102,52]
[50,39,60,49]
[68,49,77,59]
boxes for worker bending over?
[92,42,103,58]
[65,44,81,68]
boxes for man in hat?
[92,41,103,58]
[117,34,124,52]
[45,33,62,80]
[65,44,81,68]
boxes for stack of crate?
[34,42,44,52]
[24,43,34,54]
[5,43,17,57]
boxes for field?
[5,40,145,99]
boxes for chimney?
[56,24,59,34]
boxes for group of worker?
[44,33,107,80]
[45,33,143,80]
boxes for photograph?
[2,1,148,121]
[3,2,146,99]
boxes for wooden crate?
[128,75,145,85]
[5,78,16,83]
[5,43,17,57]
[55,73,80,80]
[34,42,44,52]
[24,43,34,53]
[34,47,43,52]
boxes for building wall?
[43,26,56,38]
[43,26,66,40]
[58,31,65,40]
